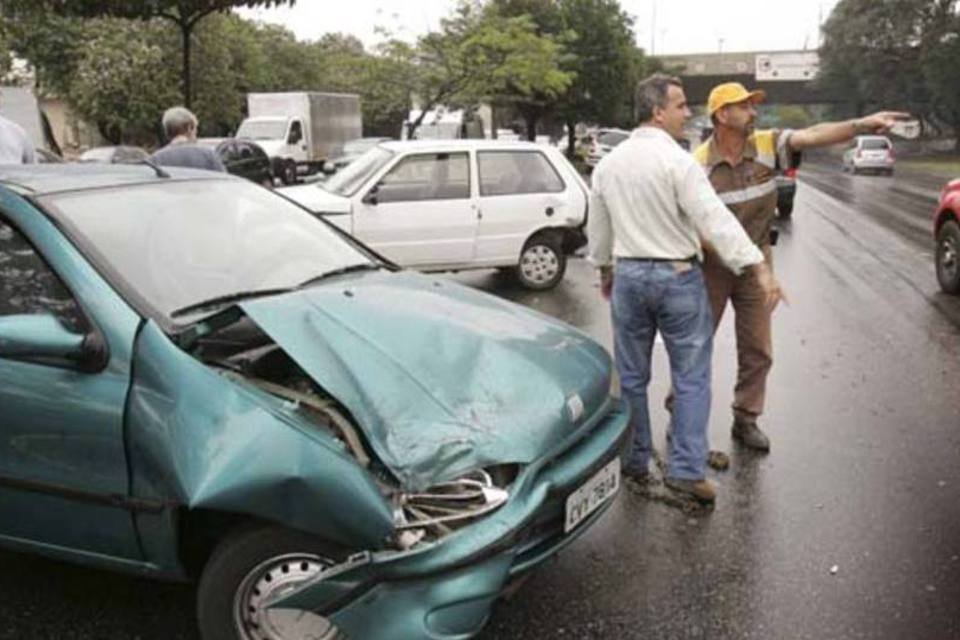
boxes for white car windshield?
[41,179,372,323]
[323,147,394,197]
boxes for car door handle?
[545,207,554,217]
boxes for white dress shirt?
[588,126,763,275]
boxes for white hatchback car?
[280,139,590,289]
[842,135,895,175]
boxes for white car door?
[474,149,581,264]
[351,151,478,267]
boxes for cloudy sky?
[237,0,841,55]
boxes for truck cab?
[235,116,307,184]
[236,92,361,185]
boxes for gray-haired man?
[588,73,782,503]
[151,106,225,172]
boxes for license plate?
[564,457,620,533]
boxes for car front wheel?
[197,526,346,640]
[517,233,566,290]
[936,219,960,294]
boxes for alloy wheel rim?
[520,245,559,284]
[233,553,334,640]
[941,236,958,280]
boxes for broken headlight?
[390,466,518,549]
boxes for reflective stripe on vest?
[717,179,777,205]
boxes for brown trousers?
[702,246,773,424]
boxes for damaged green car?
[0,165,630,640]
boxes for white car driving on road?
[280,139,590,289]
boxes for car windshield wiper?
[170,287,294,318]
[296,263,381,289]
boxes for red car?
[935,178,960,294]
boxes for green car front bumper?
[276,396,631,640]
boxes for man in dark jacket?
[151,106,225,172]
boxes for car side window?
[478,151,564,197]
[0,218,87,334]
[288,121,303,145]
[375,153,470,203]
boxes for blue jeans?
[612,260,713,480]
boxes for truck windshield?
[323,147,394,197]
[236,119,288,140]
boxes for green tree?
[556,0,639,154]
[491,0,641,149]
[68,19,181,144]
[818,0,931,119]
[920,0,960,149]
[2,0,295,107]
[393,1,571,139]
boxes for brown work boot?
[664,477,717,503]
[732,420,771,452]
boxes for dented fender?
[126,321,394,552]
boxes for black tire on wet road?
[1,158,958,640]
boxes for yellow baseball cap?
[707,82,766,116]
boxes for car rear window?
[861,138,890,150]
[478,151,564,196]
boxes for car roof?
[0,163,231,195]
[379,139,552,152]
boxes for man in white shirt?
[588,73,782,503]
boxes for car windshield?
[40,179,371,324]
[598,131,629,146]
[322,146,394,197]
[862,138,890,150]
[236,119,287,140]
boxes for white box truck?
[236,92,361,184]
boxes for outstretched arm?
[788,111,911,151]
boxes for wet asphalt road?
[2,159,959,639]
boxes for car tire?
[280,160,297,185]
[516,233,566,290]
[936,219,960,295]
[197,525,346,640]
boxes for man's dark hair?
[634,73,683,123]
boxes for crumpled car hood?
[238,270,611,490]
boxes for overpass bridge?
[658,50,844,105]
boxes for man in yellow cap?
[693,82,906,452]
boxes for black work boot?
[732,420,771,452]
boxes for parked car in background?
[280,139,590,290]
[0,163,629,640]
[196,137,273,185]
[585,128,630,168]
[842,135,895,175]
[775,167,798,217]
[325,136,393,173]
[78,145,150,164]
[935,178,960,294]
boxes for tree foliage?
[2,0,295,106]
[819,0,960,147]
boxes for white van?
[280,139,589,289]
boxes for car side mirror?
[0,314,107,372]
[362,185,380,206]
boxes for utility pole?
[650,0,657,55]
